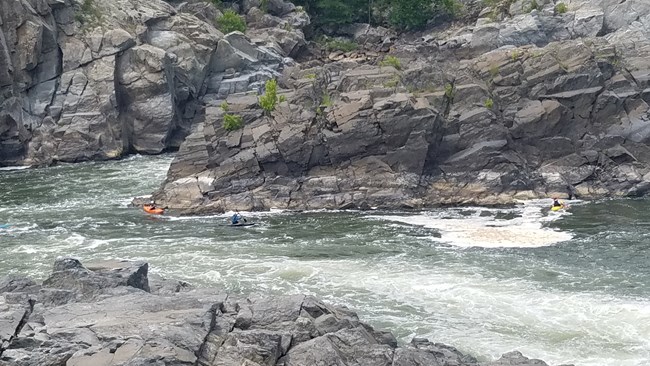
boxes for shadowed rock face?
[0,258,570,366]
[0,0,306,166]
[149,0,650,212]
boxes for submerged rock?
[0,258,569,366]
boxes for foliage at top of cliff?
[289,0,459,30]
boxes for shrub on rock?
[217,9,247,33]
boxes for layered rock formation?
[4,0,650,210]
[0,258,569,365]
[151,0,650,211]
[0,0,306,165]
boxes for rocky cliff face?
[4,0,650,210]
[150,0,650,212]
[0,0,306,165]
[0,258,569,366]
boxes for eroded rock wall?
[0,0,305,165]
[153,0,650,211]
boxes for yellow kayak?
[550,205,564,212]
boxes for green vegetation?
[320,93,333,107]
[379,55,402,70]
[444,83,454,99]
[484,98,494,108]
[441,0,465,17]
[383,76,400,88]
[322,38,358,52]
[489,64,500,77]
[316,93,333,116]
[75,0,102,27]
[279,95,287,103]
[217,9,247,34]
[554,2,568,14]
[526,0,539,12]
[511,49,521,61]
[389,0,433,30]
[304,73,317,80]
[260,0,269,12]
[483,0,516,22]
[223,114,243,131]
[289,0,460,30]
[220,101,229,111]
[259,79,280,113]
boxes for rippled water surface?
[1,155,649,366]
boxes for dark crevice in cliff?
[194,302,220,366]
[113,52,132,155]
[0,298,35,358]
[43,45,64,121]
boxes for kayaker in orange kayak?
[143,202,165,215]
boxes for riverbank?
[0,257,568,366]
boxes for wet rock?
[0,276,36,294]
[41,257,150,303]
[0,258,565,366]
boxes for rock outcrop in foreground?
[0,258,569,366]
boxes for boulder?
[0,258,566,366]
[41,257,150,303]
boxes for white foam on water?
[0,223,38,234]
[371,201,573,248]
[203,256,649,366]
[162,214,227,222]
[80,238,118,250]
[163,209,291,222]
[0,165,30,171]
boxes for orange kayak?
[143,205,164,215]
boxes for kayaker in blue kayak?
[231,212,243,225]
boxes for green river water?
[0,155,648,366]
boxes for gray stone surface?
[4,0,650,208]
[0,258,567,366]
[151,0,650,210]
[0,0,303,166]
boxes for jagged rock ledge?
[0,257,571,366]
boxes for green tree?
[289,0,457,30]
[291,0,370,27]
[389,0,432,30]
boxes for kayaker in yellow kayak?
[551,197,564,211]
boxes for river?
[0,155,648,366]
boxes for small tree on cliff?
[217,9,247,34]
[259,79,280,114]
